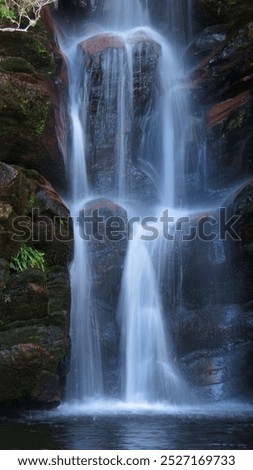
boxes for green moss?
[227,111,247,130]
[0,77,51,141]
[0,28,55,77]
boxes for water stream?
[55,0,193,406]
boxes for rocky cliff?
[0,16,72,406]
[169,0,253,400]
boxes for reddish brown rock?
[79,32,160,57]
[79,34,125,56]
[207,91,251,128]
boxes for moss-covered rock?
[0,15,72,407]
[0,162,72,262]
[0,162,72,406]
[0,344,59,403]
[0,269,48,324]
[0,30,55,77]
[0,25,66,189]
[0,264,70,405]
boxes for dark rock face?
[0,162,72,262]
[0,163,72,405]
[187,22,253,193]
[174,4,253,399]
[84,198,128,394]
[196,0,253,30]
[0,28,66,190]
[159,206,252,399]
[0,267,70,405]
[170,303,253,400]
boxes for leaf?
[9,245,46,273]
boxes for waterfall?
[118,224,186,403]
[63,40,103,401]
[94,0,149,30]
[165,0,193,43]
[56,0,191,405]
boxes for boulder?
[0,28,66,190]
[84,198,128,394]
[79,34,125,55]
[77,33,161,202]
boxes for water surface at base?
[1,403,253,450]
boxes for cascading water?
[56,0,191,405]
[64,40,103,400]
[118,224,186,403]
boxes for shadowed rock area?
[0,15,73,406]
[0,162,72,405]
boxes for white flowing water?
[94,0,149,30]
[64,40,103,400]
[118,224,186,403]
[57,0,191,404]
[165,0,193,43]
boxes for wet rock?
[229,178,253,250]
[84,198,128,394]
[187,22,253,193]
[185,25,227,66]
[223,179,253,303]
[79,34,125,55]
[77,33,161,201]
[180,342,253,400]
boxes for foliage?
[28,195,36,207]
[0,0,15,19]
[0,0,58,32]
[9,245,46,272]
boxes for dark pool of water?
[0,404,253,450]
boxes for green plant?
[28,195,36,207]
[0,1,58,32]
[0,0,15,20]
[9,245,46,272]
